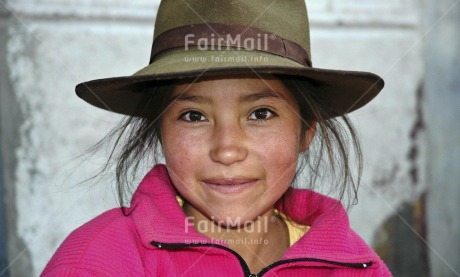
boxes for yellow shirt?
[275,209,310,246]
[177,196,309,246]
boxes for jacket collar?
[124,164,207,246]
[125,164,379,264]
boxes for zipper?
[256,258,373,276]
[151,241,252,276]
[151,241,372,277]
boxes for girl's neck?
[183,203,290,273]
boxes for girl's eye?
[248,108,277,121]
[180,111,207,122]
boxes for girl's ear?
[299,121,317,152]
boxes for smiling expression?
[160,75,314,226]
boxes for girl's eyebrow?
[239,90,285,103]
[170,89,284,104]
[170,93,213,104]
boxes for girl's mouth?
[202,178,259,194]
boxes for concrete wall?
[0,0,458,276]
[423,0,460,276]
[1,1,158,275]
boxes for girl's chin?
[207,213,269,229]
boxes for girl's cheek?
[163,127,208,163]
[251,125,301,153]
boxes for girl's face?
[161,76,314,226]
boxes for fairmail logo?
[184,33,275,51]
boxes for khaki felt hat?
[76,0,384,117]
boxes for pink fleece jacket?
[42,164,392,276]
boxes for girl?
[42,0,392,276]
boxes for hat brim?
[76,49,384,117]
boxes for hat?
[76,0,384,117]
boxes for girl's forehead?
[169,75,299,109]
[172,75,290,98]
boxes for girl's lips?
[202,178,258,194]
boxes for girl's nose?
[210,122,248,165]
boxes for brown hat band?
[150,23,312,67]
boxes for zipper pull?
[362,262,372,268]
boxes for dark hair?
[280,77,362,210]
[90,75,362,209]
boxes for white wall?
[1,0,458,276]
[2,1,160,275]
[423,0,460,276]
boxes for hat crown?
[153,0,311,59]
[76,0,383,118]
